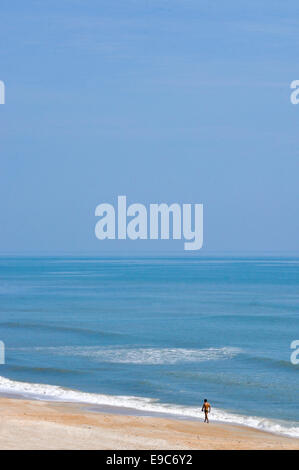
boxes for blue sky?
[0,0,299,254]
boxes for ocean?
[0,255,298,437]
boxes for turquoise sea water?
[0,256,298,436]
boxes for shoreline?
[0,375,298,440]
[0,396,298,450]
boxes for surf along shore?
[0,396,298,450]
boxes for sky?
[0,0,299,254]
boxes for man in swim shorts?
[201,398,211,423]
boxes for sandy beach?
[0,396,297,450]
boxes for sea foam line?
[8,346,242,365]
[0,375,298,438]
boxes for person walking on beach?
[202,399,211,423]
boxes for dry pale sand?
[0,397,298,450]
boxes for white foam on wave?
[0,375,298,438]
[22,346,241,365]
